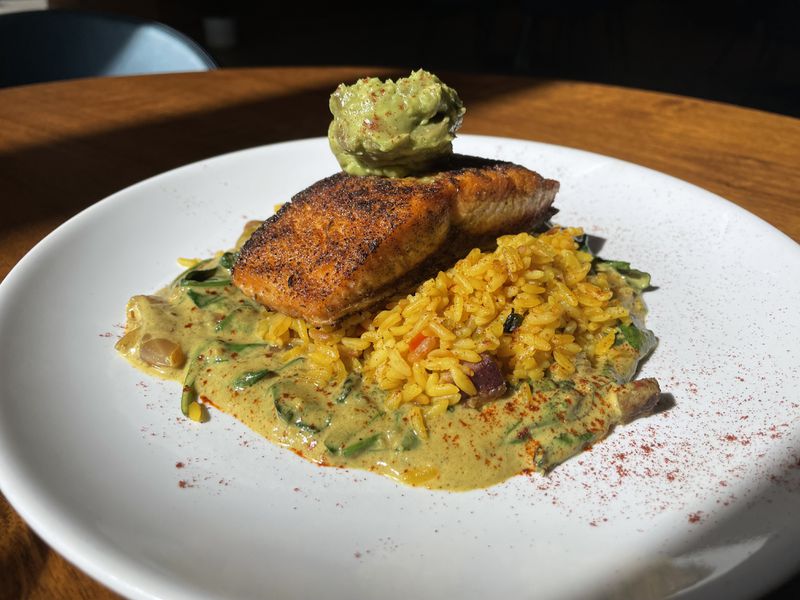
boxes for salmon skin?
[232,155,559,326]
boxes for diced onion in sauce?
[139,338,185,368]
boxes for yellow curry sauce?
[116,228,656,491]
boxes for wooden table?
[1,67,798,599]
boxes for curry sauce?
[116,238,658,491]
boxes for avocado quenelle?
[328,70,466,177]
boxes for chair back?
[0,9,217,87]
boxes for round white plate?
[1,136,798,600]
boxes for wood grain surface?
[0,67,798,600]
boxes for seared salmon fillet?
[232,155,559,325]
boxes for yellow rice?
[255,227,634,416]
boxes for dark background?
[52,0,800,117]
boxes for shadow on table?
[1,492,117,599]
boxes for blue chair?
[0,9,217,87]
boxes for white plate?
[1,136,799,600]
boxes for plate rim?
[1,134,798,600]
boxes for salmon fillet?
[232,155,559,325]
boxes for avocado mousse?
[328,69,466,177]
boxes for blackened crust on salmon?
[234,173,450,318]
[232,155,559,326]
